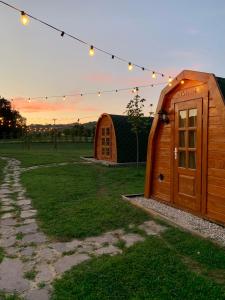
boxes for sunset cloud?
[13,97,80,113]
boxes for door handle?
[174,147,178,160]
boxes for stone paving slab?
[1,205,15,212]
[121,233,145,247]
[20,246,36,257]
[21,210,37,219]
[0,258,30,292]
[23,218,36,225]
[0,218,17,226]
[94,245,122,256]
[24,288,50,300]
[54,253,90,274]
[1,212,14,219]
[0,236,16,248]
[21,232,47,244]
[36,263,55,283]
[17,199,31,206]
[17,223,38,235]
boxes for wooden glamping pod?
[94,113,153,163]
[145,70,225,225]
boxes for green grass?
[0,158,6,184]
[0,291,22,300]
[21,164,149,240]
[24,269,37,281]
[0,248,4,263]
[0,142,92,167]
[51,233,225,300]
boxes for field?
[0,142,225,300]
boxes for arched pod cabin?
[94,113,153,163]
[145,70,225,225]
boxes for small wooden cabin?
[94,113,153,163]
[145,70,225,225]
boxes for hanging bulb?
[128,62,133,71]
[181,80,185,85]
[63,96,66,101]
[169,82,172,87]
[98,91,101,97]
[28,98,31,103]
[89,45,95,56]
[20,11,30,26]
[132,88,136,93]
[152,71,156,79]
[168,76,172,83]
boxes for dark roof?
[109,114,153,163]
[216,77,225,103]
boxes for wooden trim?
[94,113,118,162]
[201,93,209,214]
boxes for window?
[178,108,197,169]
[101,127,111,158]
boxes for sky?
[0,0,225,124]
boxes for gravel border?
[123,195,225,247]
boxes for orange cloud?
[12,97,80,113]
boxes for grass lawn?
[0,142,92,167]
[2,142,225,299]
[51,228,225,300]
[0,158,6,185]
[21,164,149,240]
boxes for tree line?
[0,97,26,139]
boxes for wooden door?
[174,99,202,212]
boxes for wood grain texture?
[145,69,225,225]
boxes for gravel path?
[125,196,225,247]
[0,157,166,300]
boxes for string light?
[152,71,156,79]
[0,0,173,79]
[11,81,167,103]
[89,45,95,57]
[20,11,29,26]
[128,62,133,71]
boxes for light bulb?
[63,96,66,101]
[168,76,172,83]
[20,11,30,26]
[152,71,156,79]
[128,62,133,71]
[181,80,185,85]
[98,92,101,97]
[89,45,95,56]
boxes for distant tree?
[0,97,26,139]
[125,94,146,167]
